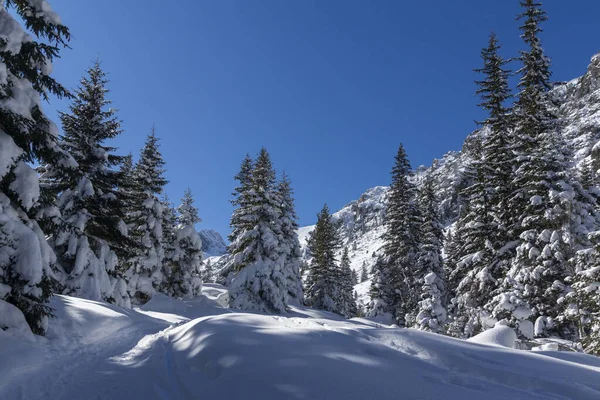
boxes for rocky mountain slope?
[198,229,228,257]
[297,52,600,308]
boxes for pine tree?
[0,1,72,335]
[380,144,422,326]
[360,263,368,283]
[116,153,144,269]
[570,235,600,354]
[227,149,289,312]
[125,129,168,303]
[276,173,304,304]
[228,154,254,247]
[339,247,358,318]
[159,194,177,295]
[350,269,359,286]
[475,32,514,260]
[488,1,595,339]
[447,141,497,337]
[415,174,446,333]
[166,189,203,298]
[39,61,129,305]
[367,256,392,319]
[202,259,214,283]
[305,204,342,313]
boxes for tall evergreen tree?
[487,1,596,339]
[367,257,392,319]
[475,32,514,258]
[360,263,369,283]
[202,259,214,283]
[276,173,304,304]
[116,153,144,269]
[415,174,446,333]
[159,194,177,295]
[380,144,422,326]
[166,189,203,298]
[227,149,289,312]
[338,247,358,318]
[447,142,497,337]
[228,154,254,247]
[305,204,342,313]
[0,1,72,335]
[39,61,129,305]
[125,128,168,303]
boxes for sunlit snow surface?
[1,285,600,400]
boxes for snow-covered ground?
[2,286,600,400]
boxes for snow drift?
[1,286,600,399]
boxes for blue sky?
[45,0,599,238]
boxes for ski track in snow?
[2,286,600,400]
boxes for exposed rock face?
[198,229,228,257]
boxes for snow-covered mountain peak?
[198,229,228,257]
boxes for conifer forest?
[2,1,600,399]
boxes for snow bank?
[2,290,600,400]
[467,322,517,348]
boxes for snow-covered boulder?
[468,321,518,349]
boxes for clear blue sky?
[45,0,599,239]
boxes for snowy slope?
[2,290,600,399]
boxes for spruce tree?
[380,144,422,326]
[228,154,254,247]
[339,247,358,318]
[116,153,144,269]
[167,189,203,298]
[227,149,289,312]
[570,237,600,354]
[475,32,514,258]
[305,204,342,313]
[367,256,392,319]
[276,173,304,304]
[39,61,128,305]
[125,129,168,303]
[159,194,177,295]
[447,142,497,337]
[488,1,594,338]
[360,263,368,282]
[202,259,214,283]
[0,1,72,335]
[415,174,446,333]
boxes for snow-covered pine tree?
[305,204,342,313]
[570,234,600,354]
[351,269,358,286]
[159,194,177,295]
[475,32,514,262]
[360,263,368,283]
[367,256,392,319]
[227,149,289,312]
[228,154,254,246]
[414,174,446,333]
[0,0,73,335]
[125,129,168,303]
[202,259,214,283]
[221,154,254,282]
[166,188,203,298]
[381,144,422,326]
[117,153,144,264]
[276,173,304,304]
[39,61,130,305]
[338,247,358,318]
[447,141,497,337]
[487,1,595,339]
